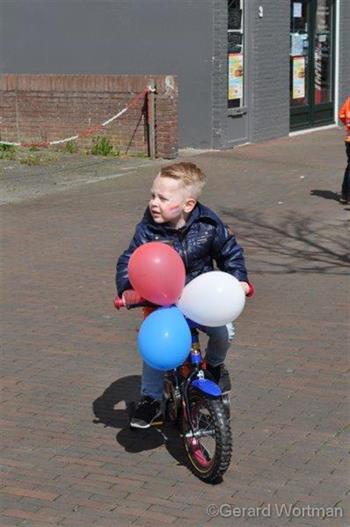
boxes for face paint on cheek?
[169,204,181,213]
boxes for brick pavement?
[1,129,349,526]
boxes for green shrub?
[20,154,42,166]
[64,140,78,154]
[0,142,16,151]
[0,143,17,160]
[91,136,117,156]
[20,153,58,166]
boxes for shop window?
[314,0,333,104]
[228,0,244,109]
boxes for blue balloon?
[138,307,192,371]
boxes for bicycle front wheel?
[182,388,232,483]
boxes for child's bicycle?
[115,284,253,483]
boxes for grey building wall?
[212,0,229,149]
[0,0,215,149]
[248,0,290,142]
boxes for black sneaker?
[130,396,162,429]
[206,364,232,394]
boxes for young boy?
[116,162,250,428]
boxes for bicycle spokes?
[182,389,232,482]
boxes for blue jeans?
[141,323,235,401]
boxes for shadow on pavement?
[92,375,141,429]
[310,189,340,201]
[92,376,188,466]
[221,208,350,275]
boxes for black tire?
[181,388,232,483]
[222,394,231,419]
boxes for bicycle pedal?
[151,419,164,427]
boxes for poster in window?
[293,2,302,18]
[292,55,305,99]
[290,33,304,56]
[228,53,243,101]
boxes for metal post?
[147,79,156,159]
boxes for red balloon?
[128,242,185,306]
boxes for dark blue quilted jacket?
[116,202,248,295]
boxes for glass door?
[290,0,335,130]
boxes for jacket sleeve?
[116,222,147,296]
[211,221,248,282]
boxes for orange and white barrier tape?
[0,87,152,148]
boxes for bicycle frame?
[167,324,225,437]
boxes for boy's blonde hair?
[159,162,206,199]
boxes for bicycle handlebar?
[114,282,255,310]
[246,282,255,298]
[114,291,153,310]
[114,297,127,309]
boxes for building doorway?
[290,0,335,130]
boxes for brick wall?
[211,0,228,149]
[0,74,178,158]
[210,0,291,148]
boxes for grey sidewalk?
[1,128,349,526]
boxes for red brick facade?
[0,74,178,158]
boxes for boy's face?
[149,175,196,228]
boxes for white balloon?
[177,271,246,327]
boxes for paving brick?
[1,508,64,523]
[1,487,59,502]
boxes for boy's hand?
[239,281,250,294]
[122,289,143,305]
[240,281,255,297]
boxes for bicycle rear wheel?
[182,388,232,483]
